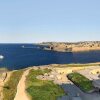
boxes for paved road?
[57,96,70,100]
[60,81,100,100]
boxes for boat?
[22,45,25,48]
[0,55,4,59]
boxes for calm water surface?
[0,44,100,70]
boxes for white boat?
[0,55,4,59]
[22,45,25,48]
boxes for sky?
[0,0,100,43]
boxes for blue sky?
[0,0,100,43]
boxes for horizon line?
[0,40,99,44]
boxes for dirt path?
[14,69,30,100]
[0,71,12,100]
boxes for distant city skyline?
[0,0,100,43]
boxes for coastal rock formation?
[40,41,100,52]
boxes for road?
[60,81,100,100]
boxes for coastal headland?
[39,41,100,52]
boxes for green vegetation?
[66,63,100,67]
[26,69,65,100]
[54,63,100,68]
[67,72,94,92]
[0,68,8,77]
[0,67,8,72]
[3,70,24,100]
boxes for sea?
[0,44,100,70]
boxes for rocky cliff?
[40,41,100,52]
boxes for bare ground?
[14,69,31,100]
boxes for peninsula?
[40,41,100,52]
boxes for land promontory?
[39,41,100,52]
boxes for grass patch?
[54,63,100,68]
[0,67,8,71]
[66,63,100,67]
[67,72,94,92]
[26,69,65,100]
[3,70,24,100]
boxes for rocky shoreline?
[39,41,100,52]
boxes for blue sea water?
[0,44,100,70]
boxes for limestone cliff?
[40,41,100,52]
